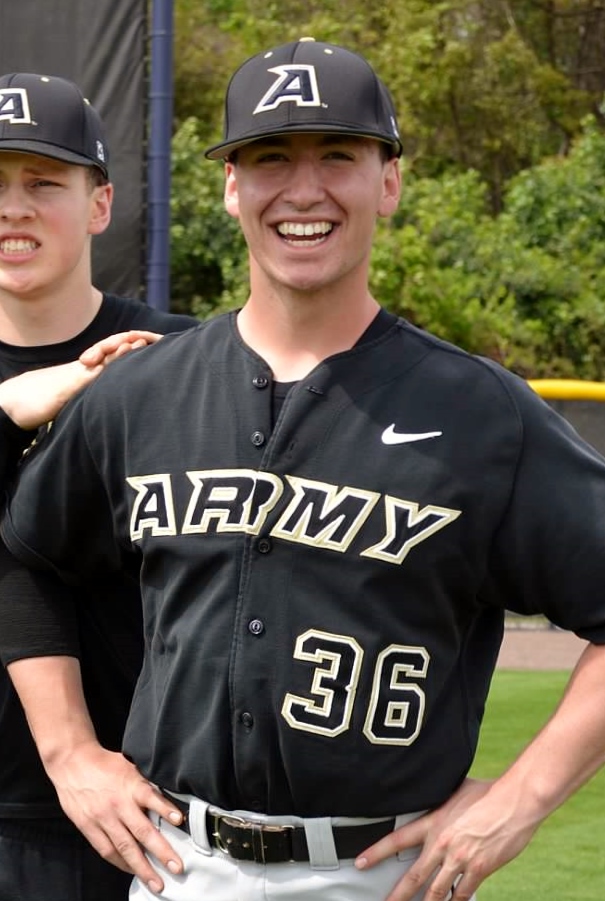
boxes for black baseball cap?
[0,73,109,177]
[205,38,402,160]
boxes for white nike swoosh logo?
[381,424,443,445]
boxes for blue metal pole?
[146,0,174,309]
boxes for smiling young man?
[2,41,605,901]
[221,131,399,381]
[0,73,196,901]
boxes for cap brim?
[205,125,402,160]
[0,140,108,177]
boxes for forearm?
[7,655,97,771]
[8,654,184,887]
[487,641,605,822]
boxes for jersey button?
[257,537,272,554]
[253,376,269,389]
[250,430,265,447]
[248,618,264,635]
[241,712,254,728]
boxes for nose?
[0,184,35,222]
[281,158,326,209]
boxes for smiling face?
[0,152,111,301]
[224,134,400,304]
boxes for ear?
[377,158,401,219]
[88,182,113,236]
[223,161,240,220]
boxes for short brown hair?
[86,166,109,190]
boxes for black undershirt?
[272,308,397,422]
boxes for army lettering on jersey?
[127,468,461,565]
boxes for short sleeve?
[481,375,605,642]
[0,540,80,665]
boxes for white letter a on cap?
[253,65,321,115]
[0,89,31,124]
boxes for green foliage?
[503,118,605,258]
[369,169,542,373]
[366,119,605,378]
[170,118,247,317]
[368,0,595,202]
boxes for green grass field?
[469,671,605,900]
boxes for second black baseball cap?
[0,73,109,177]
[205,38,402,160]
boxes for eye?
[255,151,289,163]
[323,150,355,161]
[32,179,60,188]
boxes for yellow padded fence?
[528,380,605,402]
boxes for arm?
[0,540,185,891]
[356,641,605,901]
[0,356,187,893]
[0,330,162,430]
[7,653,185,893]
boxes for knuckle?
[131,821,157,844]
[90,799,120,819]
[423,889,443,901]
[133,780,155,802]
[114,836,140,860]
[450,851,468,870]
[403,867,425,889]
[96,842,118,863]
[435,831,454,852]
[466,858,487,880]
[455,891,474,901]
[428,888,453,901]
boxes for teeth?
[1,238,38,254]
[277,221,333,238]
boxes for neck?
[237,275,380,382]
[0,286,103,347]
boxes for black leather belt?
[166,796,395,864]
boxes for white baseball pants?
[130,797,475,901]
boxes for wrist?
[39,728,100,774]
[485,769,557,831]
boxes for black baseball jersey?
[4,310,605,818]
[0,293,197,818]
